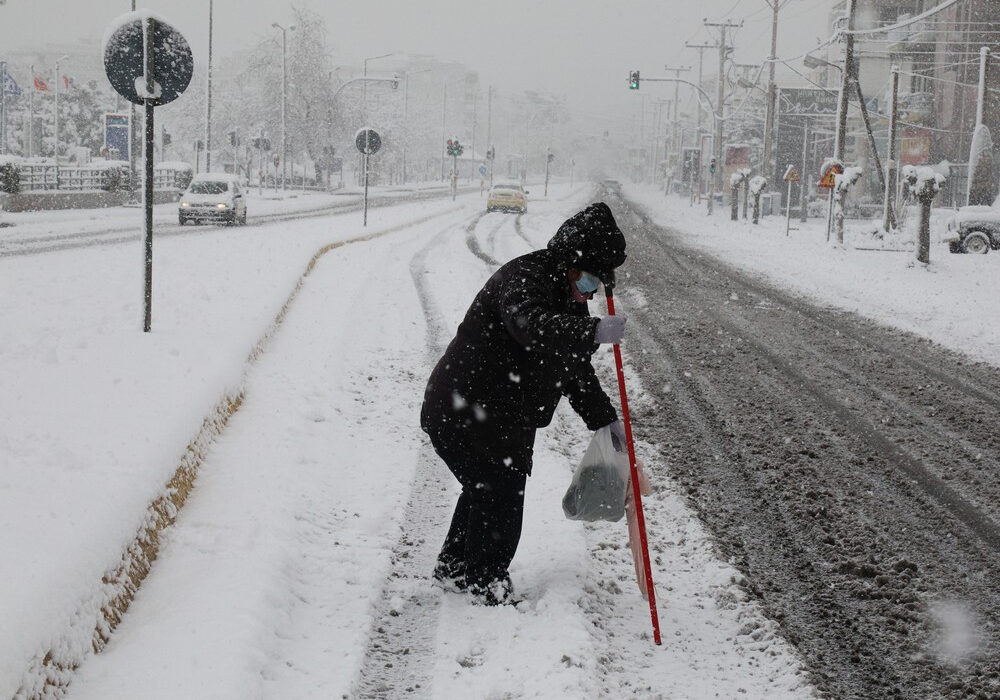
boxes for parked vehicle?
[179,174,247,225]
[944,205,1000,254]
[486,182,528,214]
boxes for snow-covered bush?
[0,157,22,194]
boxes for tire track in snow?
[351,213,485,698]
[513,213,533,248]
[464,214,503,267]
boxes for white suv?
[179,175,247,225]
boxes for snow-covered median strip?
[0,197,470,699]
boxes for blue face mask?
[574,271,601,294]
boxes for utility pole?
[704,20,741,194]
[800,120,810,223]
[205,0,213,172]
[0,60,6,155]
[440,82,447,181]
[686,41,718,201]
[832,0,858,244]
[883,65,899,231]
[664,65,690,188]
[129,0,137,203]
[834,0,857,163]
[486,85,493,187]
[471,93,478,182]
[762,0,781,186]
[975,46,990,127]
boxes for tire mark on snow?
[351,213,484,698]
[465,214,502,267]
[513,213,534,248]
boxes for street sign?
[478,164,487,176]
[355,128,382,155]
[783,165,800,183]
[103,12,193,107]
[817,163,843,189]
[778,87,838,118]
[103,11,193,334]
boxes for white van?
[178,174,247,225]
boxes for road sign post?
[104,11,193,333]
[783,165,800,236]
[355,127,382,226]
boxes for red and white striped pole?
[605,287,661,645]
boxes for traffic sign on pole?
[817,162,842,189]
[783,164,800,183]
[103,13,193,107]
[355,127,382,155]
[104,11,192,333]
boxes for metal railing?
[14,164,186,193]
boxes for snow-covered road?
[2,185,815,698]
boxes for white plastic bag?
[562,425,631,522]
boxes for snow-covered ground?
[7,180,997,698]
[2,183,820,699]
[626,185,1000,368]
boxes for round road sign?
[355,128,382,156]
[104,12,193,107]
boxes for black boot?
[432,559,468,593]
[468,574,519,606]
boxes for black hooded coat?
[420,203,627,476]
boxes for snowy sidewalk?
[626,186,1000,369]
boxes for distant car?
[179,174,247,225]
[944,205,1000,254]
[486,182,528,213]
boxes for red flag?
[33,76,49,92]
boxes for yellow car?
[486,182,528,213]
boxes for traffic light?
[228,130,238,147]
[456,142,464,156]
[446,139,454,156]
[447,139,462,157]
[162,128,171,147]
[547,153,555,163]
[629,70,640,90]
[709,157,717,175]
[486,146,495,161]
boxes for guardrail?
[10,163,189,194]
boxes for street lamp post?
[272,22,295,191]
[401,68,431,184]
[53,54,68,163]
[206,0,213,172]
[362,53,394,125]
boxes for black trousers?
[425,416,534,590]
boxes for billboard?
[777,87,839,118]
[775,87,838,205]
[104,113,129,161]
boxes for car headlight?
[216,203,228,209]
[180,202,190,208]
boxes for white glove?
[595,315,626,344]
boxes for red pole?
[605,288,662,645]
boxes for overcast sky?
[1,0,832,119]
